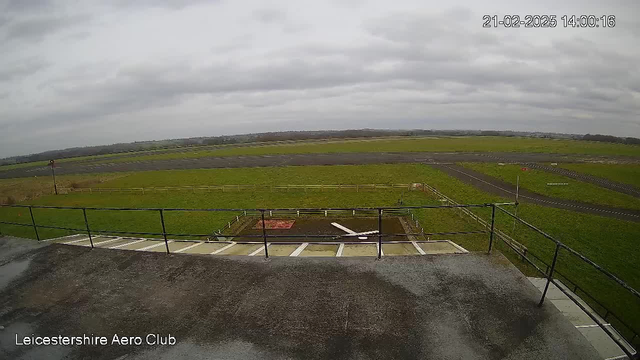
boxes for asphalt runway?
[431,164,640,222]
[2,151,637,179]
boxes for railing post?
[28,206,40,241]
[159,209,170,254]
[488,204,496,253]
[539,243,561,306]
[261,210,269,259]
[82,208,94,248]
[377,208,382,259]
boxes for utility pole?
[49,160,58,195]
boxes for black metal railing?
[494,205,639,359]
[1,201,637,357]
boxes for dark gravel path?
[431,164,640,222]
[1,151,635,179]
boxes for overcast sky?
[1,0,639,157]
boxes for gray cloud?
[2,14,91,41]
[0,0,639,157]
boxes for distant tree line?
[582,134,640,145]
[1,129,638,166]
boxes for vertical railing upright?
[539,242,561,306]
[28,206,40,241]
[82,208,94,248]
[159,209,170,254]
[377,208,382,259]
[261,210,269,259]
[488,204,496,253]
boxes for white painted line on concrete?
[336,243,345,257]
[138,241,172,252]
[575,324,611,328]
[605,355,631,360]
[110,239,146,249]
[63,237,90,245]
[447,240,469,253]
[249,243,270,256]
[290,243,309,257]
[174,242,203,253]
[92,237,123,246]
[412,241,426,255]
[43,234,83,242]
[211,242,235,255]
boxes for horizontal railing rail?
[495,205,639,358]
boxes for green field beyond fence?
[0,163,638,348]
[3,136,640,171]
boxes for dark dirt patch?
[234,216,406,242]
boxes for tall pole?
[49,160,58,195]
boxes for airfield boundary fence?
[57,183,422,194]
[0,201,638,356]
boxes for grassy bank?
[0,163,637,341]
[4,136,640,172]
[461,162,640,210]
[559,163,640,188]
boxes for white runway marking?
[91,237,123,246]
[211,242,235,255]
[174,242,203,253]
[412,241,426,255]
[110,239,146,249]
[138,241,172,251]
[63,237,90,245]
[336,243,345,257]
[290,243,309,257]
[249,243,270,256]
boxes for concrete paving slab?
[342,244,377,257]
[255,244,298,256]
[550,299,599,326]
[146,241,195,253]
[578,326,628,359]
[418,241,460,254]
[528,278,568,300]
[181,242,230,254]
[119,239,160,250]
[299,244,338,257]
[217,243,262,256]
[94,237,134,248]
[382,243,419,256]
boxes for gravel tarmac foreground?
[2,151,638,179]
[0,236,600,360]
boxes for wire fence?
[0,200,637,357]
[493,205,639,358]
[57,183,424,194]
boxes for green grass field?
[0,163,638,342]
[559,163,640,188]
[3,136,640,172]
[461,163,640,210]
